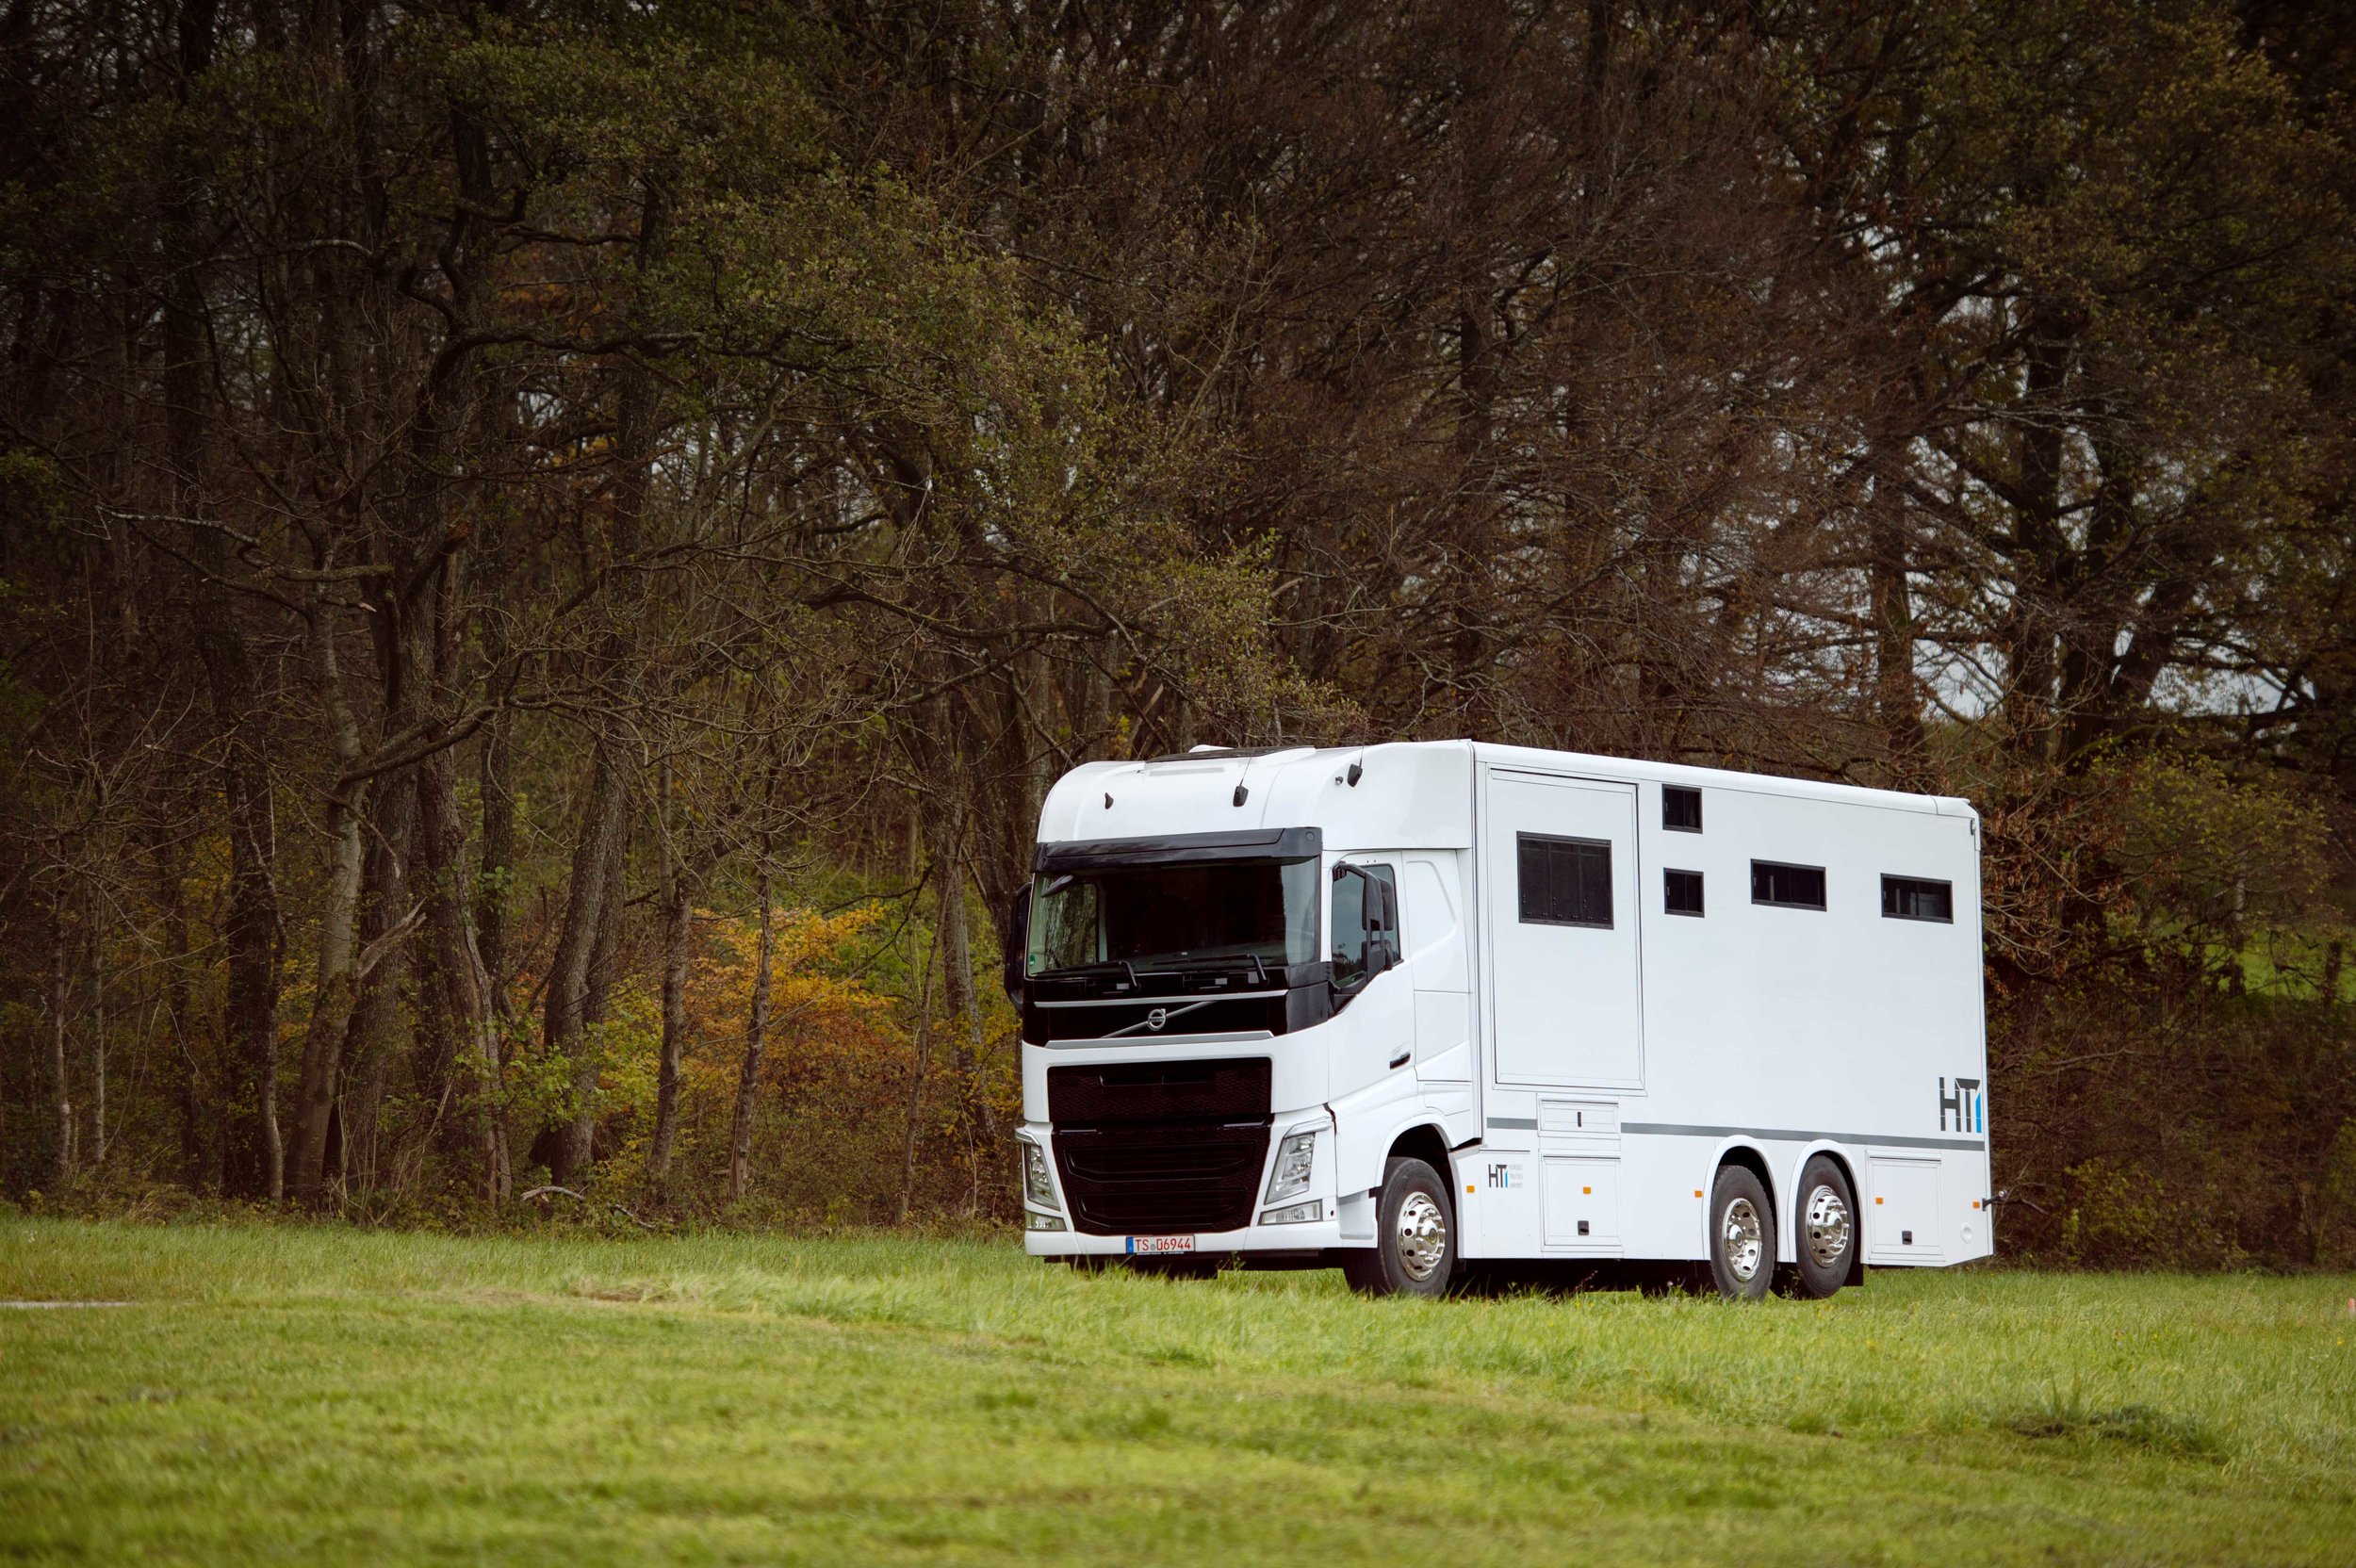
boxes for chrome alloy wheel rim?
[1804,1183,1852,1269]
[1396,1191,1448,1282]
[1722,1195,1764,1282]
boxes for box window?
[1662,786,1702,833]
[1663,869,1704,916]
[1751,860,1826,910]
[1881,874,1954,923]
[1517,834,1612,927]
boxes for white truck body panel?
[1017,740,1992,1272]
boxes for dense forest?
[3,0,2352,1264]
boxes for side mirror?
[1365,875,1400,978]
[1000,882,1031,1002]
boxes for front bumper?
[1019,1113,1341,1254]
[1023,1216,1346,1256]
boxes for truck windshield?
[1028,858,1320,976]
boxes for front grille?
[1053,1122,1269,1234]
[1048,1057,1271,1123]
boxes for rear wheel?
[1790,1155,1855,1299]
[1342,1157,1456,1298]
[1708,1165,1775,1300]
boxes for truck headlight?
[1265,1131,1317,1203]
[1022,1140,1058,1210]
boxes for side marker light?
[1693,1189,1703,1199]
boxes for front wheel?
[1708,1165,1776,1300]
[1342,1157,1456,1298]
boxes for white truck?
[1003,741,1992,1298]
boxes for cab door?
[1327,859,1415,1102]
[1482,769,1644,1088]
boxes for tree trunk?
[546,742,632,1186]
[167,0,279,1200]
[151,830,205,1189]
[896,913,941,1225]
[548,185,667,1186]
[728,854,773,1203]
[49,890,72,1186]
[89,912,105,1168]
[289,585,369,1206]
[929,796,1000,1190]
[341,774,415,1191]
[474,664,515,1004]
[404,525,508,1202]
[417,738,510,1202]
[1868,500,1922,760]
[646,818,695,1193]
[2004,325,2072,761]
[259,944,283,1202]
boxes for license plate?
[1125,1234,1197,1256]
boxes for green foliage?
[2109,755,2351,995]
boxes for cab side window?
[1331,862,1399,990]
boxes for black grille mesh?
[1053,1122,1269,1235]
[1047,1057,1271,1123]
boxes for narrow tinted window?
[1751,860,1826,909]
[1517,834,1612,927]
[1664,869,1704,916]
[1882,874,1954,923]
[1662,786,1702,833]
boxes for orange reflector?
[1465,1184,1475,1194]
[1875,1196,1884,1204]
[1971,1200,1981,1210]
[1693,1189,1703,1198]
[1582,1185,1593,1195]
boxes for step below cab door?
[1481,769,1644,1090]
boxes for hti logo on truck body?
[1939,1076,1984,1134]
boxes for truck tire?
[1790,1154,1856,1299]
[1342,1156,1456,1298]
[1709,1165,1776,1300]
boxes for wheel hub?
[1804,1183,1851,1269]
[1395,1191,1448,1282]
[1722,1195,1763,1282]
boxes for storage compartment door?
[1867,1156,1945,1263]
[1542,1157,1621,1247]
[1483,771,1643,1087]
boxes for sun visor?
[1033,826,1323,873]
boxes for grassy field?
[1,1220,2351,1564]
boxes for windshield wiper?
[1126,955,1282,986]
[1030,958,1143,988]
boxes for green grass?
[2,1220,2352,1564]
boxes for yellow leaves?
[687,904,895,1055]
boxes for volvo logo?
[1145,1007,1169,1032]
